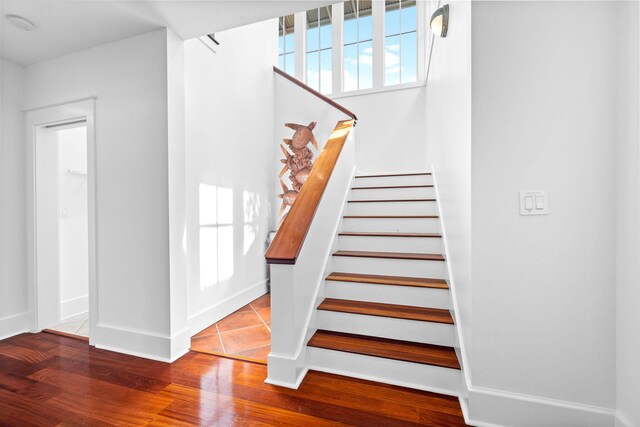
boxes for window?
[278,15,295,75]
[199,184,234,289]
[306,8,333,94]
[343,0,373,92]
[384,0,417,85]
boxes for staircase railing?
[265,68,357,388]
[272,67,358,122]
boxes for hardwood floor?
[0,332,468,426]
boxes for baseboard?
[0,311,30,340]
[188,279,268,336]
[616,411,637,427]
[266,349,308,389]
[60,294,88,322]
[465,386,616,427]
[94,322,190,363]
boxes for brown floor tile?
[219,325,270,354]
[254,307,271,324]
[192,324,218,339]
[250,294,270,310]
[235,345,270,361]
[216,308,263,333]
[190,334,224,353]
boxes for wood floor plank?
[318,298,454,324]
[326,272,449,289]
[334,250,445,261]
[0,333,467,426]
[348,198,436,203]
[344,215,439,218]
[339,231,442,238]
[355,172,432,178]
[351,185,434,190]
[308,330,461,370]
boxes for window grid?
[306,8,333,94]
[384,0,417,85]
[343,1,373,92]
[278,15,295,75]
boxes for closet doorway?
[26,99,97,342]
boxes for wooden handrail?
[273,67,358,122]
[266,119,355,264]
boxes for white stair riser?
[324,280,450,309]
[332,256,447,278]
[338,235,443,253]
[315,311,455,347]
[307,347,461,397]
[343,217,440,233]
[354,175,433,187]
[347,201,438,216]
[349,187,435,200]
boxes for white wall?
[336,86,427,174]
[616,2,640,426]
[184,20,277,335]
[58,127,89,321]
[24,28,189,361]
[471,0,617,420]
[424,0,472,386]
[427,2,623,425]
[0,58,28,339]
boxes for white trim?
[465,385,617,427]
[0,312,30,340]
[25,99,97,340]
[188,279,268,336]
[95,322,191,363]
[331,78,425,99]
[431,165,472,387]
[59,294,89,322]
[616,411,636,427]
[264,366,309,389]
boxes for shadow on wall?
[198,184,264,291]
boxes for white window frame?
[304,8,334,94]
[288,1,428,98]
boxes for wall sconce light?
[430,4,449,38]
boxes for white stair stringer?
[307,346,462,397]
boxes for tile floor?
[191,293,271,363]
[49,312,90,337]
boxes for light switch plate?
[520,191,548,215]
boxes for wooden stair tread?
[308,330,461,370]
[348,199,436,203]
[318,298,454,324]
[339,232,441,238]
[334,250,445,261]
[343,215,439,219]
[355,173,432,178]
[351,185,434,190]
[326,272,449,289]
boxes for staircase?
[305,172,463,396]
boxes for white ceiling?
[0,0,336,66]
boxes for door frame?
[25,98,97,343]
